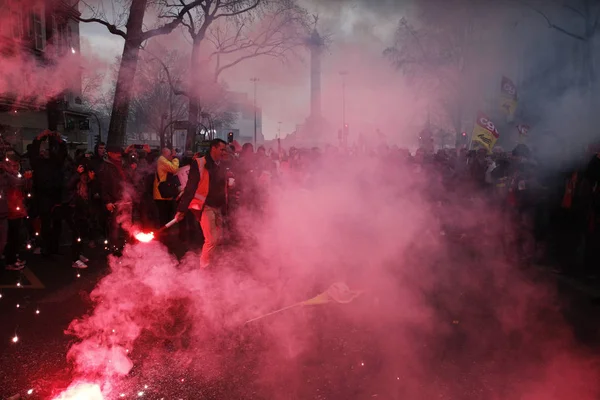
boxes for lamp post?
[250,77,260,147]
[340,71,348,133]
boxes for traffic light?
[227,131,234,143]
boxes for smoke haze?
[56,152,600,399]
[3,0,600,397]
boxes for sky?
[79,0,410,142]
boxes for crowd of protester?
[0,129,598,281]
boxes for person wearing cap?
[98,145,126,254]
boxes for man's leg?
[199,206,222,268]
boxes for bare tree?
[385,13,478,145]
[163,0,308,150]
[129,49,188,147]
[75,0,205,146]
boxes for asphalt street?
[0,241,599,400]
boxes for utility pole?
[250,77,259,147]
[340,71,348,132]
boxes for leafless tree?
[75,0,205,146]
[385,13,478,144]
[129,48,188,147]
[162,0,308,150]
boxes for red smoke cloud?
[54,155,600,399]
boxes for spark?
[35,232,39,236]
[16,303,20,308]
[71,47,76,54]
[76,274,80,278]
[138,391,144,396]
[12,335,18,343]
[16,282,21,287]
[16,207,20,211]
[27,193,31,198]
[361,362,364,366]
[27,244,32,249]
[4,157,8,161]
[0,293,2,298]
[120,395,125,398]
[104,240,108,244]
[27,389,33,395]
[144,385,148,389]
[77,238,81,242]
[35,309,40,314]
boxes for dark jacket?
[30,136,67,198]
[98,159,125,206]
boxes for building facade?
[0,0,89,153]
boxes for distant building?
[0,0,89,153]
[216,91,263,145]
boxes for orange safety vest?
[188,156,210,211]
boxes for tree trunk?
[186,39,202,152]
[106,0,148,147]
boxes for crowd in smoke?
[3,136,588,399]
[3,0,600,399]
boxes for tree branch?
[214,0,261,19]
[516,0,587,41]
[563,4,585,19]
[141,0,205,40]
[77,17,127,38]
[140,46,190,98]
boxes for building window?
[11,8,23,39]
[31,5,44,51]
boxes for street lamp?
[339,71,348,133]
[250,77,260,147]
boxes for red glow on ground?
[134,232,155,243]
[52,382,104,400]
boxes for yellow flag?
[471,112,500,151]
[500,76,518,120]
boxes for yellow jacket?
[153,155,180,200]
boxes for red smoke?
[53,155,600,399]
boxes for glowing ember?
[52,382,104,400]
[27,388,33,394]
[12,335,18,343]
[134,232,155,243]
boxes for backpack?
[156,171,181,199]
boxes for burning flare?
[134,232,155,243]
[52,382,104,400]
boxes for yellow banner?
[471,112,500,151]
[501,96,517,119]
[500,76,518,120]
